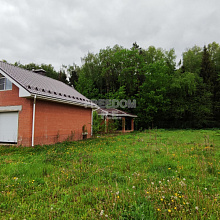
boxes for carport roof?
[97,108,137,118]
[0,61,97,108]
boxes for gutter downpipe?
[32,95,37,147]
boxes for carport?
[97,108,137,133]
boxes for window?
[0,74,12,91]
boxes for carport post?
[122,117,125,133]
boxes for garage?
[0,112,19,143]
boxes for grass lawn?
[0,129,220,219]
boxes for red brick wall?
[34,99,92,145]
[0,84,33,146]
[0,84,92,146]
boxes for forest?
[10,41,220,129]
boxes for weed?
[0,129,219,219]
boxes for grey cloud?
[0,0,220,69]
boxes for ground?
[0,129,219,219]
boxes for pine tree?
[200,46,219,126]
[200,46,214,86]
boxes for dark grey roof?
[0,61,97,108]
[97,108,137,117]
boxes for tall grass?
[0,129,219,219]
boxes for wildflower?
[132,186,135,189]
[157,208,161,211]
[100,210,104,216]
[168,209,171,213]
[204,188,207,190]
[168,168,171,170]
[105,214,108,217]
[159,181,161,184]
[116,191,119,195]
[167,180,169,182]
[117,196,119,199]
[161,198,163,201]
[151,182,154,185]
[195,206,199,210]
[174,207,177,210]
[183,178,186,181]
[179,181,186,186]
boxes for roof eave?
[30,93,98,109]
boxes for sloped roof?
[0,61,97,108]
[97,108,137,117]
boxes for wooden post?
[105,117,109,133]
[131,118,134,131]
[122,117,125,133]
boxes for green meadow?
[0,129,219,219]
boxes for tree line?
[6,41,220,129]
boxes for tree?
[135,60,171,128]
[200,46,215,85]
[15,62,60,80]
[202,44,220,126]
[8,42,220,129]
[168,70,211,128]
[182,46,203,74]
[68,64,80,87]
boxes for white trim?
[32,95,36,147]
[19,87,31,97]
[0,105,22,112]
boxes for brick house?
[0,61,97,146]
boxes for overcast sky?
[0,0,219,70]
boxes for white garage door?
[0,112,18,143]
